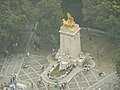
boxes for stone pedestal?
[59,24,81,62]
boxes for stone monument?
[42,13,95,84]
[56,13,82,70]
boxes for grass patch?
[51,64,66,77]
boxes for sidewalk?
[0,54,23,83]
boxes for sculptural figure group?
[62,13,77,29]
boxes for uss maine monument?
[56,13,82,70]
[41,13,95,84]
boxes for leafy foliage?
[33,0,63,46]
[82,0,120,44]
[0,0,32,42]
[0,0,63,48]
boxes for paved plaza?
[0,54,111,90]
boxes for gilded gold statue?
[62,13,77,29]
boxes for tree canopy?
[0,0,32,42]
[82,0,120,44]
[0,0,63,49]
[33,0,63,47]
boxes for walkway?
[17,54,108,90]
[1,53,117,90]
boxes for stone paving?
[0,54,110,90]
[0,55,108,90]
[93,72,119,90]
[16,54,108,90]
[0,54,23,83]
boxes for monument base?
[55,51,95,71]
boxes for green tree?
[107,2,120,44]
[0,0,33,43]
[82,0,120,44]
[33,0,63,47]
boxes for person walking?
[27,52,29,57]
[31,82,34,89]
[98,72,104,77]
[47,83,50,90]
[10,77,13,84]
[0,73,3,79]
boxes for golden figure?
[62,13,77,29]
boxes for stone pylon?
[56,13,81,70]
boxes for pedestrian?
[12,76,15,83]
[60,84,64,90]
[37,48,39,51]
[27,52,29,57]
[2,66,5,71]
[32,28,34,31]
[86,27,88,30]
[23,60,28,68]
[10,77,13,84]
[63,80,67,89]
[9,55,13,62]
[98,72,104,77]
[97,52,99,59]
[11,73,15,83]
[13,72,17,84]
[36,80,41,88]
[39,76,42,82]
[52,48,55,52]
[47,83,50,90]
[15,72,17,78]
[89,37,92,41]
[37,78,42,85]
[33,45,36,48]
[13,44,16,47]
[15,43,18,46]
[86,65,90,71]
[84,64,87,68]
[98,88,101,90]
[51,48,55,54]
[3,86,8,90]
[83,64,87,71]
[31,82,34,89]
[81,87,84,90]
[41,66,45,70]
[0,73,3,79]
